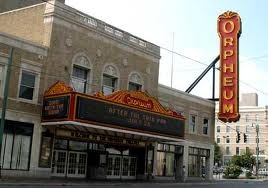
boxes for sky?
[66,0,268,106]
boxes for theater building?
[0,0,215,180]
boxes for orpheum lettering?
[217,11,241,122]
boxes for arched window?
[128,72,143,91]
[102,64,119,95]
[71,54,91,93]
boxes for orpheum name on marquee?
[218,11,241,122]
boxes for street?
[0,181,268,188]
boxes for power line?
[33,1,268,96]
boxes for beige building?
[0,0,215,180]
[215,93,268,168]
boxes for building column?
[152,141,158,177]
[206,146,214,180]
[183,144,189,179]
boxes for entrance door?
[51,150,67,177]
[107,155,137,179]
[67,151,87,178]
[52,150,87,178]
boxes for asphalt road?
[0,182,268,188]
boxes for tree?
[214,142,223,166]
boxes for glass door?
[67,151,87,178]
[51,150,67,177]
[107,155,137,179]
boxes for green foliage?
[223,151,255,179]
[214,142,222,165]
[223,164,242,179]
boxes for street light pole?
[256,124,259,179]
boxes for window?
[189,115,197,133]
[128,72,143,91]
[226,136,230,143]
[188,155,199,177]
[217,126,220,133]
[19,71,36,100]
[226,147,230,155]
[255,114,259,122]
[246,125,249,133]
[236,126,240,132]
[0,120,33,170]
[102,65,118,95]
[217,136,220,143]
[245,114,249,122]
[156,144,175,176]
[72,66,89,93]
[226,126,230,133]
[102,74,117,95]
[39,136,53,167]
[203,118,209,135]
[236,147,239,155]
[128,82,142,91]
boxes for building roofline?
[0,32,48,56]
[158,84,215,107]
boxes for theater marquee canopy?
[41,81,185,142]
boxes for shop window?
[203,118,209,135]
[72,65,89,93]
[18,71,37,101]
[128,72,143,91]
[0,120,33,170]
[189,115,197,133]
[156,144,176,176]
[39,136,53,168]
[54,139,68,149]
[188,155,199,177]
[69,140,87,151]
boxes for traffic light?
[236,131,241,143]
[244,133,247,143]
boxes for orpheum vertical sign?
[218,11,241,123]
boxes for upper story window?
[217,126,220,133]
[102,65,118,95]
[226,136,230,143]
[226,126,230,133]
[189,115,197,133]
[128,72,143,91]
[203,118,209,135]
[72,66,89,93]
[255,114,259,122]
[19,71,36,101]
[226,147,230,155]
[71,54,91,93]
[245,114,249,122]
[236,126,240,132]
[217,136,220,143]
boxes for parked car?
[258,168,268,176]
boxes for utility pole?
[256,123,259,179]
[0,48,14,178]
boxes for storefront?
[40,81,185,180]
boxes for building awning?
[42,121,185,143]
[41,81,185,143]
